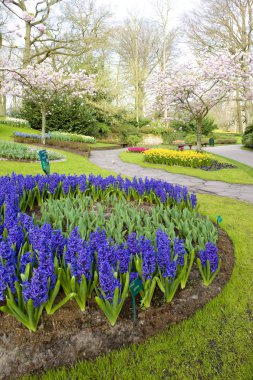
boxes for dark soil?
[0,228,234,380]
[200,161,237,171]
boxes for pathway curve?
[204,144,253,168]
[90,149,253,204]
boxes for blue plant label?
[38,150,50,175]
[217,215,223,224]
[130,278,143,298]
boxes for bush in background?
[171,117,217,136]
[242,124,253,149]
[19,97,98,136]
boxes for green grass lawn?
[0,124,116,176]
[120,151,253,184]
[0,148,114,177]
[22,195,253,380]
[0,123,40,141]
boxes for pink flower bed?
[127,147,149,153]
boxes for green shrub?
[140,125,172,135]
[0,141,64,160]
[214,137,237,144]
[162,130,186,144]
[185,135,209,145]
[242,125,253,148]
[185,135,236,145]
[171,117,217,136]
[126,135,141,146]
[19,97,99,136]
[243,134,253,148]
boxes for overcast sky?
[99,0,200,24]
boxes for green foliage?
[171,117,217,136]
[19,97,98,136]
[0,141,64,161]
[242,124,253,148]
[185,134,237,145]
[38,194,217,249]
[95,274,129,326]
[118,125,141,144]
[214,137,237,144]
[126,134,141,146]
[161,130,185,144]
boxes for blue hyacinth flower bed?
[0,174,221,330]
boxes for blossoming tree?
[1,0,61,67]
[2,64,95,144]
[150,52,243,151]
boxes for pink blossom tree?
[150,52,244,151]
[2,64,95,144]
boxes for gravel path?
[89,149,253,204]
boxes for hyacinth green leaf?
[95,296,114,324]
[49,293,76,315]
[156,276,165,293]
[45,279,61,314]
[180,250,195,289]
[27,299,36,330]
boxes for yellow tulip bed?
[143,148,214,168]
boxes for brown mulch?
[0,228,234,380]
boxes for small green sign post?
[217,215,223,226]
[38,150,50,175]
[130,278,143,321]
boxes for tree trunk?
[135,82,139,125]
[0,93,4,117]
[23,22,32,67]
[138,83,145,120]
[196,119,202,152]
[236,90,243,134]
[41,105,46,145]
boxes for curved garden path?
[90,148,253,204]
[204,144,253,168]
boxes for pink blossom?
[37,24,46,33]
[22,12,35,23]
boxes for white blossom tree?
[2,64,95,144]
[150,52,246,150]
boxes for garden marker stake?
[130,278,143,321]
[38,150,50,175]
[217,215,223,226]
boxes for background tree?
[153,0,177,121]
[2,64,95,144]
[150,53,241,150]
[114,16,162,124]
[0,0,65,67]
[186,0,253,132]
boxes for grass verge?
[0,148,114,177]
[120,151,253,184]
[0,124,40,141]
[22,195,253,380]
